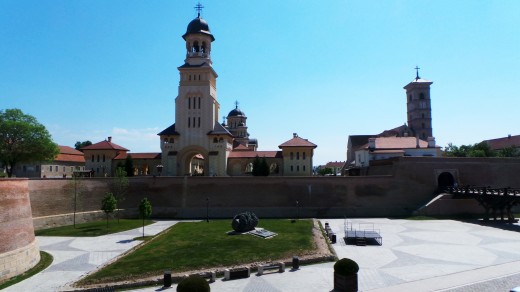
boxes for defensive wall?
[0,179,40,284]
[26,157,520,229]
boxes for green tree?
[138,198,152,238]
[125,154,134,177]
[74,140,92,151]
[317,167,333,176]
[101,192,117,230]
[111,167,129,223]
[69,175,86,228]
[252,156,269,176]
[498,146,519,157]
[0,109,59,177]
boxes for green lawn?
[0,251,53,290]
[80,219,315,285]
[35,219,155,237]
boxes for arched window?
[219,138,223,142]
[188,117,191,128]
[201,42,206,53]
[169,138,174,143]
[419,93,425,99]
[91,155,94,162]
[97,155,100,162]
[198,97,201,109]
[303,165,306,171]
[303,152,306,160]
[103,154,105,162]
[297,152,300,160]
[164,138,168,143]
[193,41,199,52]
[297,165,300,171]
[213,138,218,143]
[188,97,191,109]
[290,152,294,160]
[290,165,294,171]
[198,117,201,128]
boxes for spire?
[414,65,420,80]
[194,2,204,18]
[235,100,239,109]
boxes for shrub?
[177,274,210,292]
[334,258,359,276]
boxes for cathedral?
[157,8,317,176]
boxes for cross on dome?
[194,2,204,17]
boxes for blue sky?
[1,1,519,165]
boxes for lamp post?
[296,200,300,221]
[156,165,163,176]
[206,197,209,223]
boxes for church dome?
[182,16,215,41]
[228,108,245,117]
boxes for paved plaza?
[6,218,520,291]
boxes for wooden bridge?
[445,186,520,222]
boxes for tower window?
[409,94,412,102]
[297,152,300,160]
[188,117,190,128]
[103,154,105,162]
[97,155,100,162]
[198,97,201,109]
[91,155,94,162]
[193,117,196,128]
[303,152,306,160]
[422,123,425,129]
[419,93,425,99]
[188,97,191,109]
[198,117,201,128]
[290,152,294,160]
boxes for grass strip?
[0,251,53,290]
[35,219,155,237]
[80,219,314,285]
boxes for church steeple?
[404,67,433,140]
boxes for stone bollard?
[163,270,172,287]
[292,256,300,270]
[279,262,285,272]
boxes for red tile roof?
[233,144,250,151]
[81,139,129,151]
[114,153,161,160]
[325,161,345,168]
[278,136,317,148]
[228,151,282,158]
[484,135,520,150]
[55,146,85,163]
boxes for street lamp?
[206,197,209,223]
[296,200,300,221]
[156,165,163,176]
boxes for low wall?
[0,179,40,284]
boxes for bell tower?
[404,66,433,140]
[159,4,232,176]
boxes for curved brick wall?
[0,178,40,283]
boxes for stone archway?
[178,147,209,176]
[438,172,455,189]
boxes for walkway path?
[4,220,178,292]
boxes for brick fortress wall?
[0,179,40,284]
[27,157,520,229]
